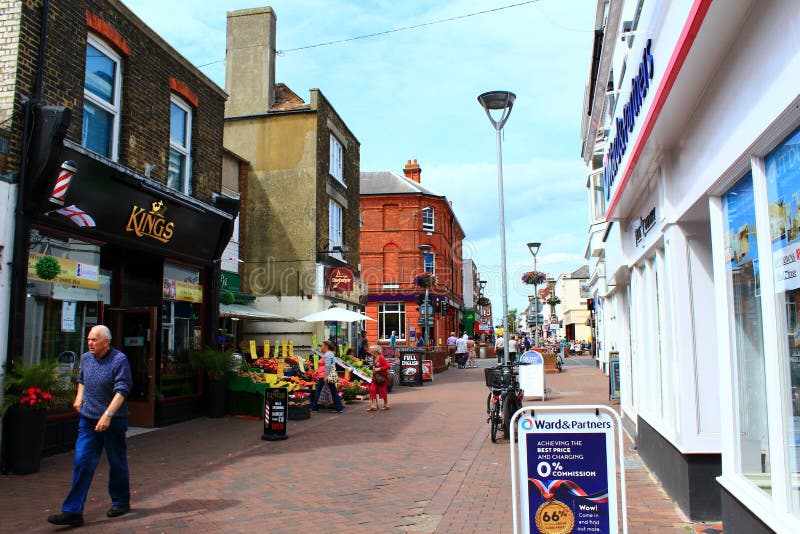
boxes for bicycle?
[485,362,526,442]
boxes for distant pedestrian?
[466,336,477,368]
[367,346,391,411]
[455,333,468,368]
[359,330,370,360]
[495,334,504,363]
[48,325,133,527]
[389,330,397,349]
[416,336,426,347]
[508,335,518,363]
[311,340,344,413]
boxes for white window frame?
[329,134,344,184]
[378,302,406,341]
[168,95,193,195]
[422,206,434,231]
[423,251,435,275]
[329,199,344,259]
[83,34,122,161]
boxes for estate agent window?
[329,134,344,183]
[168,95,193,194]
[82,34,121,160]
[722,173,771,489]
[764,125,800,511]
[379,302,406,341]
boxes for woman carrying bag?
[367,346,391,411]
[311,340,344,413]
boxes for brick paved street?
[0,355,696,533]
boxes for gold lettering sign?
[125,200,175,243]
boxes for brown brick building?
[1,0,237,449]
[360,160,465,346]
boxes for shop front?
[12,141,236,444]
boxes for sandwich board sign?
[510,406,627,534]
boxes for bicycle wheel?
[502,394,518,438]
[490,400,500,443]
[486,391,492,417]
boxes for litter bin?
[479,345,487,359]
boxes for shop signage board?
[608,358,621,400]
[397,347,424,387]
[518,350,545,401]
[262,387,288,441]
[421,360,433,381]
[511,406,627,534]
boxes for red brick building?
[360,160,465,346]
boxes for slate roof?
[360,171,442,197]
[570,265,590,279]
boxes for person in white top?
[508,335,518,362]
[455,333,468,368]
[495,334,504,363]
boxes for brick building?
[1,0,237,452]
[360,160,465,346]
[223,8,364,352]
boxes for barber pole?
[49,161,77,205]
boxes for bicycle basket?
[485,367,504,388]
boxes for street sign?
[550,314,558,323]
[420,304,433,315]
[417,317,434,326]
[262,387,288,441]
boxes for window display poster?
[61,301,77,332]
[766,126,800,292]
[518,411,618,533]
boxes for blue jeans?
[62,416,130,514]
[310,378,344,411]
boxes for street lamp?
[527,242,541,347]
[478,90,516,365]
[419,244,432,347]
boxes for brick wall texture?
[3,0,226,202]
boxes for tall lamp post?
[478,90,516,365]
[419,244,432,347]
[527,242,541,347]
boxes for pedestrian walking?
[446,331,458,367]
[48,325,133,527]
[495,333,504,363]
[367,346,391,411]
[508,335,518,363]
[311,340,344,413]
[466,336,477,368]
[359,330,370,361]
[455,333,468,368]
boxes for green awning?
[219,303,294,321]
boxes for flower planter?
[288,404,310,420]
[7,405,48,474]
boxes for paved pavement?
[0,354,705,533]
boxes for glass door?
[110,307,157,427]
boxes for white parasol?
[298,307,375,323]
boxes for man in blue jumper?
[48,325,133,527]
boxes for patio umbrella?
[298,307,375,323]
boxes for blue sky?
[125,0,595,314]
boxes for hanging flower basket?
[414,273,434,288]
[546,295,561,307]
[34,255,61,280]
[521,270,546,286]
[476,296,490,306]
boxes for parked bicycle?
[485,361,527,443]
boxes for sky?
[124,0,595,315]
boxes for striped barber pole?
[49,161,78,205]
[264,403,270,428]
[56,204,96,228]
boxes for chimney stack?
[403,159,421,183]
[225,7,277,118]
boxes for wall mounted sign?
[634,207,656,245]
[125,200,175,243]
[326,267,354,292]
[603,39,654,201]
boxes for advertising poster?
[28,252,99,289]
[421,360,433,381]
[518,411,618,533]
[518,350,545,400]
[397,348,424,387]
[262,387,288,441]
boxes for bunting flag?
[49,161,77,205]
[55,205,96,228]
[529,479,609,503]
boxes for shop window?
[722,173,771,491]
[24,230,103,412]
[167,95,192,194]
[379,302,406,341]
[82,34,121,160]
[330,134,344,183]
[765,125,800,509]
[422,206,434,231]
[160,262,203,399]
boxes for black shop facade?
[11,141,237,450]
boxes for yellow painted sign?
[28,252,99,289]
[163,278,202,303]
[249,340,257,360]
[263,340,270,360]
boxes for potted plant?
[521,270,547,286]
[2,360,61,474]
[189,348,237,418]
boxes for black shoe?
[107,504,130,518]
[47,512,84,526]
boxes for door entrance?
[109,307,157,427]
